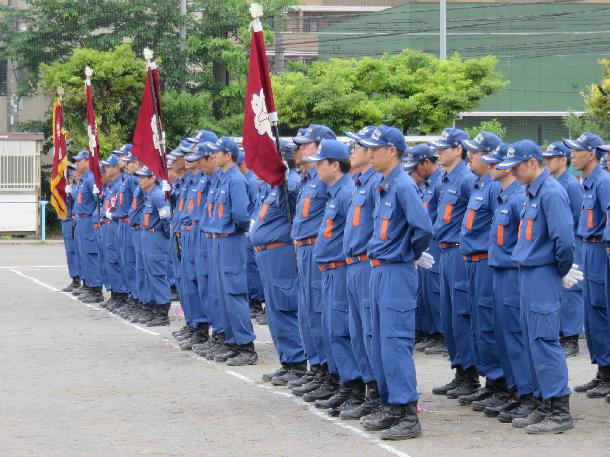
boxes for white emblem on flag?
[151,115,161,152]
[251,88,273,140]
[87,124,97,157]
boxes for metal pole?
[179,0,187,91]
[440,0,447,60]
[39,200,48,241]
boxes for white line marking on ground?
[0,265,66,269]
[14,268,412,457]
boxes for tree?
[272,50,506,134]
[564,58,610,138]
[465,119,506,140]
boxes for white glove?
[283,160,289,182]
[415,251,435,270]
[562,264,584,289]
[92,184,100,195]
[249,218,256,232]
[65,184,72,194]
[105,210,112,220]
[161,180,171,192]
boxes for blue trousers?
[417,242,442,334]
[346,261,375,384]
[76,216,102,288]
[204,232,224,334]
[105,221,128,293]
[119,221,137,298]
[559,239,584,337]
[181,228,208,326]
[492,268,534,396]
[519,265,571,400]
[246,237,264,302]
[172,230,192,326]
[322,266,361,382]
[61,219,80,279]
[370,262,418,405]
[211,235,255,345]
[141,230,170,305]
[582,242,610,368]
[440,246,476,370]
[194,228,212,327]
[132,228,148,304]
[97,224,110,291]
[466,259,503,380]
[255,244,306,364]
[295,244,324,366]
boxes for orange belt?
[464,252,489,262]
[117,217,129,222]
[583,236,602,243]
[254,242,289,253]
[192,220,200,225]
[77,214,92,218]
[319,261,347,272]
[206,233,213,238]
[346,253,368,265]
[93,223,101,229]
[294,236,317,247]
[181,225,192,231]
[606,247,610,254]
[440,242,459,249]
[212,233,229,238]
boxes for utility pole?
[440,0,447,60]
[179,0,187,91]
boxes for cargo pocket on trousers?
[148,254,168,277]
[311,278,323,313]
[588,273,607,310]
[529,302,560,342]
[453,281,470,316]
[223,264,247,295]
[271,277,299,312]
[477,297,495,332]
[83,233,99,254]
[384,299,417,338]
[331,300,350,337]
[504,295,522,333]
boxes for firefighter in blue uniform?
[564,133,610,399]
[457,132,508,411]
[73,150,104,303]
[358,125,432,440]
[543,141,584,357]
[251,140,307,384]
[602,146,610,404]
[497,139,577,434]
[61,165,81,292]
[137,166,172,326]
[290,125,338,398]
[95,164,111,297]
[481,144,536,423]
[304,139,362,411]
[406,143,445,355]
[207,136,258,365]
[428,129,479,398]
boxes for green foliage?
[38,44,146,157]
[564,59,610,138]
[273,50,506,134]
[464,119,506,140]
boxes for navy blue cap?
[404,143,437,163]
[101,153,120,167]
[600,155,608,169]
[187,129,218,145]
[185,144,208,162]
[461,131,502,153]
[304,139,349,162]
[113,144,132,156]
[563,132,603,152]
[543,141,572,160]
[135,166,154,177]
[279,139,297,158]
[357,126,407,153]
[429,128,470,150]
[293,124,336,145]
[345,125,378,145]
[209,136,240,160]
[74,150,89,161]
[236,149,245,165]
[123,152,137,163]
[179,139,196,155]
[496,140,543,170]
[481,143,511,164]
[402,155,417,173]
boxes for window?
[0,58,7,96]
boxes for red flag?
[50,98,68,219]
[132,60,167,180]
[242,15,286,187]
[85,68,103,191]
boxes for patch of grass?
[1,235,13,240]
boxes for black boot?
[340,381,380,420]
[328,379,365,417]
[457,377,497,406]
[561,334,579,358]
[136,305,156,324]
[62,277,81,292]
[380,402,423,440]
[271,361,308,386]
[302,373,340,402]
[288,365,319,388]
[147,304,171,327]
[292,365,327,396]
[512,398,550,428]
[81,287,104,303]
[226,342,258,366]
[362,404,402,431]
[471,378,511,411]
[200,333,225,358]
[432,365,465,395]
[484,391,520,417]
[71,284,88,296]
[498,394,536,423]
[172,324,192,337]
[170,284,179,302]
[249,299,264,319]
[128,303,147,323]
[446,366,480,398]
[255,308,268,325]
[414,334,435,353]
[586,365,610,398]
[526,395,574,434]
[214,344,240,362]
[100,291,118,309]
[180,323,209,350]
[574,370,601,393]
[315,381,353,410]
[262,365,289,383]
[424,333,448,355]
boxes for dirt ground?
[1,244,609,457]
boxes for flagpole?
[57,87,72,220]
[84,67,102,219]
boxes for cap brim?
[402,160,418,170]
[596,144,610,152]
[542,151,561,158]
[563,139,584,150]
[428,140,452,150]
[480,154,502,164]
[495,159,522,170]
[292,135,315,145]
[461,139,483,152]
[358,138,386,148]
[304,153,324,163]
[185,155,203,162]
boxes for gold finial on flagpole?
[250,3,264,19]
[143,47,154,62]
[56,87,65,97]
